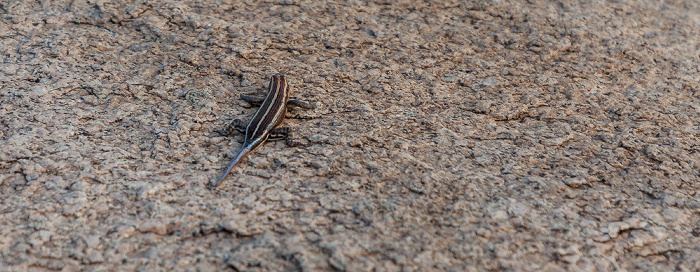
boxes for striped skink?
[213,74,314,188]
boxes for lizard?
[213,73,315,188]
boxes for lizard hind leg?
[269,127,307,147]
[216,118,247,136]
[232,119,247,133]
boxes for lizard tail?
[212,145,252,188]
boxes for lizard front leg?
[288,99,316,109]
[240,94,265,106]
[242,94,316,109]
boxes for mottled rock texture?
[1,0,698,271]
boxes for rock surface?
[1,0,698,271]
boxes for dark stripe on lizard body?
[213,74,312,188]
